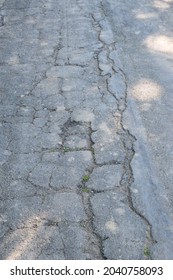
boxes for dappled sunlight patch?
[6,231,35,260]
[115,208,125,215]
[6,215,44,260]
[135,12,157,20]
[99,122,113,136]
[145,35,173,55]
[7,54,20,65]
[71,108,95,122]
[154,0,171,9]
[131,79,162,101]
[105,220,119,234]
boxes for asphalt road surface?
[0,0,173,259]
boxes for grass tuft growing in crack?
[63,146,71,152]
[81,187,90,193]
[83,175,90,182]
[144,246,151,257]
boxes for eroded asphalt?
[0,0,173,260]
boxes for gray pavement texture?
[0,0,173,260]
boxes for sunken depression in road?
[0,0,173,259]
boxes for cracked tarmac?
[1,0,173,260]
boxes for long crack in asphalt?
[0,0,156,259]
